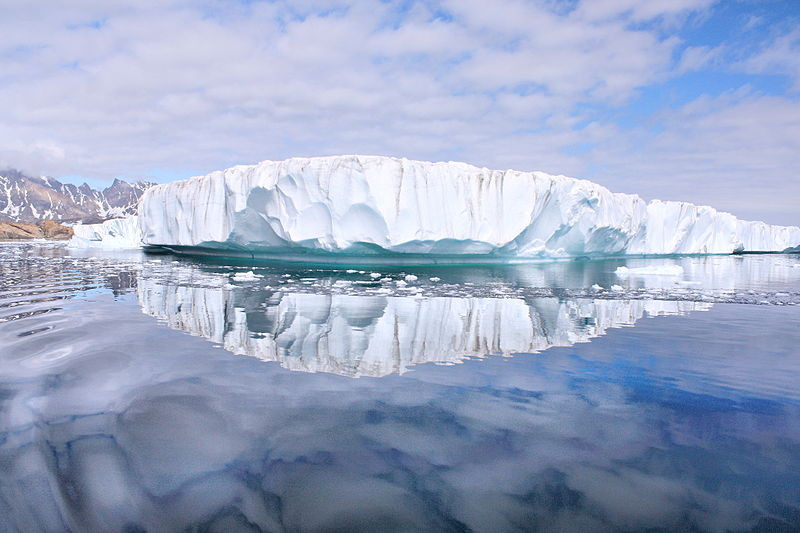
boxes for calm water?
[1,242,800,532]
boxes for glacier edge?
[72,155,800,261]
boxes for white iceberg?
[78,155,800,261]
[615,265,684,276]
[68,216,143,249]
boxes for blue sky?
[1,0,798,224]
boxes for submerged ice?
[74,155,800,260]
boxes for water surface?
[1,243,799,532]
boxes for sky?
[1,0,798,225]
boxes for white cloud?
[0,0,797,224]
[582,90,800,226]
[740,28,800,91]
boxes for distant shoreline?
[0,220,73,240]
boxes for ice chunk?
[232,271,261,281]
[68,216,143,249]
[615,265,684,276]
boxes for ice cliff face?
[69,216,143,249]
[102,155,799,259]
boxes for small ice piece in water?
[369,272,382,279]
[591,284,603,291]
[610,284,624,291]
[404,274,418,282]
[282,274,292,278]
[233,271,261,281]
[346,269,358,273]
[615,265,684,276]
[395,280,407,287]
[429,277,441,282]
[380,277,392,282]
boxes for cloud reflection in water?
[1,248,799,532]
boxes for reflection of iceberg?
[130,155,800,261]
[3,248,799,532]
[138,277,711,377]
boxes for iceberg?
[68,216,143,249]
[615,265,684,276]
[80,155,800,261]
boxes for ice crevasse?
[76,155,800,260]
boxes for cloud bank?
[1,0,798,224]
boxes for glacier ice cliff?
[77,155,800,261]
[68,216,143,249]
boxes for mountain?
[0,169,154,224]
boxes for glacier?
[73,155,800,261]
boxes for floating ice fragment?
[429,277,441,282]
[591,284,604,291]
[404,274,418,282]
[610,285,624,291]
[233,271,262,281]
[369,272,382,279]
[615,265,684,276]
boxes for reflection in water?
[1,243,800,532]
[138,276,711,376]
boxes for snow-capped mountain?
[0,169,154,224]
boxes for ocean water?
[1,242,800,532]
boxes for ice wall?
[68,216,143,249]
[136,156,800,259]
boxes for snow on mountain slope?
[0,169,154,224]
[133,155,799,260]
